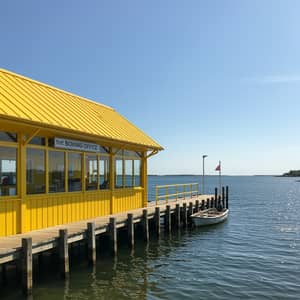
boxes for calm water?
[3,176,300,299]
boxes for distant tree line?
[282,170,300,177]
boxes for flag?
[215,164,221,171]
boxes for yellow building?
[0,68,163,237]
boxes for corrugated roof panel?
[0,68,163,150]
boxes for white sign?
[54,138,101,152]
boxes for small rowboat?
[191,208,229,227]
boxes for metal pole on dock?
[202,155,208,194]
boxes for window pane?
[26,148,45,194]
[99,156,110,189]
[29,136,45,146]
[68,153,82,192]
[0,147,17,196]
[49,151,65,193]
[115,159,123,188]
[134,160,141,187]
[86,155,98,190]
[0,131,17,142]
[125,160,133,188]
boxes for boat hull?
[191,209,229,227]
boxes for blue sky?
[1,1,299,175]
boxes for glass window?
[68,152,82,192]
[0,147,17,196]
[86,155,98,190]
[49,151,65,193]
[115,159,123,188]
[134,160,141,187]
[29,136,45,146]
[0,131,17,142]
[26,148,45,194]
[99,156,110,189]
[125,159,133,187]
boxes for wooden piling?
[154,207,160,237]
[215,187,218,203]
[226,185,229,208]
[211,197,214,208]
[109,217,117,256]
[206,198,210,209]
[165,205,171,232]
[218,195,222,210]
[142,209,149,242]
[222,186,225,208]
[22,237,32,295]
[175,204,181,228]
[182,203,187,226]
[127,213,134,248]
[188,202,193,217]
[195,200,200,212]
[201,200,205,210]
[59,229,69,279]
[87,222,96,265]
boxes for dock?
[0,188,229,295]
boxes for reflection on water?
[1,176,300,299]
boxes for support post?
[22,237,32,295]
[127,213,134,248]
[165,205,171,232]
[182,203,187,226]
[59,229,69,279]
[142,209,149,242]
[109,217,117,256]
[195,200,200,212]
[201,200,205,210]
[206,198,210,209]
[211,197,214,208]
[218,195,221,210]
[155,207,160,237]
[215,187,218,203]
[87,222,96,265]
[222,186,225,208]
[188,202,193,216]
[226,186,229,209]
[175,204,181,228]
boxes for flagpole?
[219,160,221,194]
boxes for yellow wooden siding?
[0,198,20,236]
[112,188,144,214]
[0,69,162,150]
[22,191,111,232]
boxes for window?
[0,131,17,142]
[49,151,65,193]
[26,148,45,194]
[29,136,45,146]
[0,147,17,196]
[125,159,133,187]
[99,156,109,189]
[134,160,141,187]
[68,152,82,192]
[115,159,123,188]
[115,150,141,188]
[85,155,98,190]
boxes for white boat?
[191,208,229,226]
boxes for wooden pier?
[0,187,229,295]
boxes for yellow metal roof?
[0,68,163,150]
